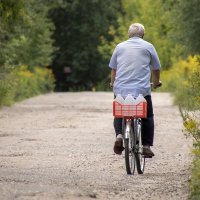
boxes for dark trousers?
[114,95,154,146]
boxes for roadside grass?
[0,65,55,107]
[161,55,200,199]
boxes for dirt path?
[0,92,192,200]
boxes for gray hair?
[128,23,145,38]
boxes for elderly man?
[109,23,161,157]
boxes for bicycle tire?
[134,119,145,174]
[124,138,135,174]
[135,151,145,174]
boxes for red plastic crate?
[113,101,147,118]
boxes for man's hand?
[110,82,113,88]
[152,81,162,89]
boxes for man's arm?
[110,69,116,87]
[152,69,161,89]
[148,44,161,89]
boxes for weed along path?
[0,92,192,200]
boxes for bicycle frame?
[124,118,132,139]
[135,118,143,154]
[113,96,149,175]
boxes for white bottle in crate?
[135,94,146,104]
[124,94,135,105]
[135,94,147,117]
[115,94,124,104]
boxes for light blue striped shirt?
[109,37,161,98]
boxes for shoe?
[113,138,124,155]
[144,155,153,158]
[142,146,155,157]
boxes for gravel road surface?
[0,92,192,200]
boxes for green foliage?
[188,60,200,199]
[13,66,55,101]
[95,78,112,92]
[133,0,172,69]
[0,0,54,69]
[0,66,55,106]
[0,0,55,106]
[0,0,24,26]
[49,0,121,91]
[188,119,200,200]
[160,56,200,109]
[175,0,200,55]
[191,158,200,200]
[0,74,16,106]
[163,55,200,199]
[99,0,184,70]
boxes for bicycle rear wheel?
[124,120,135,175]
[134,119,145,174]
[124,138,135,175]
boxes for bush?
[191,156,200,200]
[0,65,55,106]
[33,67,55,92]
[161,55,200,109]
[161,55,200,199]
[0,74,16,106]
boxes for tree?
[175,0,200,55]
[49,0,121,91]
[0,0,54,70]
[99,0,183,69]
[0,0,24,69]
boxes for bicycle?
[113,98,147,175]
[113,82,162,175]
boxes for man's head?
[128,23,145,38]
